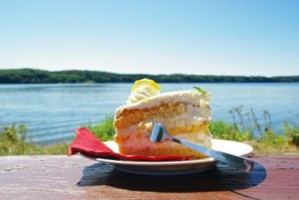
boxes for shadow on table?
[77,161,267,192]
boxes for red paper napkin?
[68,127,191,161]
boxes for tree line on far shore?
[0,68,298,83]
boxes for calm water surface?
[0,83,298,144]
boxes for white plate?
[89,139,253,176]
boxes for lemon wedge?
[127,78,161,104]
[131,78,160,92]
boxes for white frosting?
[116,90,210,117]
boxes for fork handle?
[174,138,254,172]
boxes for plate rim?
[94,139,253,166]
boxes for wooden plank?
[0,155,298,200]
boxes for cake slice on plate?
[113,79,212,159]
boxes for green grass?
[86,116,115,141]
[210,121,299,153]
[1,116,298,155]
[0,124,68,155]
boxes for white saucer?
[91,139,253,175]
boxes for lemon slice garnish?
[131,78,160,92]
[127,78,161,104]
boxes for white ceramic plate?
[91,139,253,176]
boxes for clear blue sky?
[0,0,298,76]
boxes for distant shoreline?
[0,68,298,83]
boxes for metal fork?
[150,123,254,172]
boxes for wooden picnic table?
[0,154,298,200]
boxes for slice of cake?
[113,78,212,159]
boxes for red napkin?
[68,127,191,161]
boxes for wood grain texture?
[0,154,298,200]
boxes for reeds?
[228,105,272,136]
[213,105,299,152]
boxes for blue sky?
[0,0,298,76]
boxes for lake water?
[0,83,298,144]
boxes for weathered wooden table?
[0,154,298,200]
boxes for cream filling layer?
[114,103,211,132]
[175,132,212,147]
[143,106,211,130]
[116,104,211,136]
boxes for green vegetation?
[86,116,115,141]
[1,112,298,155]
[0,124,68,155]
[210,121,299,153]
[194,86,207,94]
[0,68,299,83]
[210,105,299,153]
